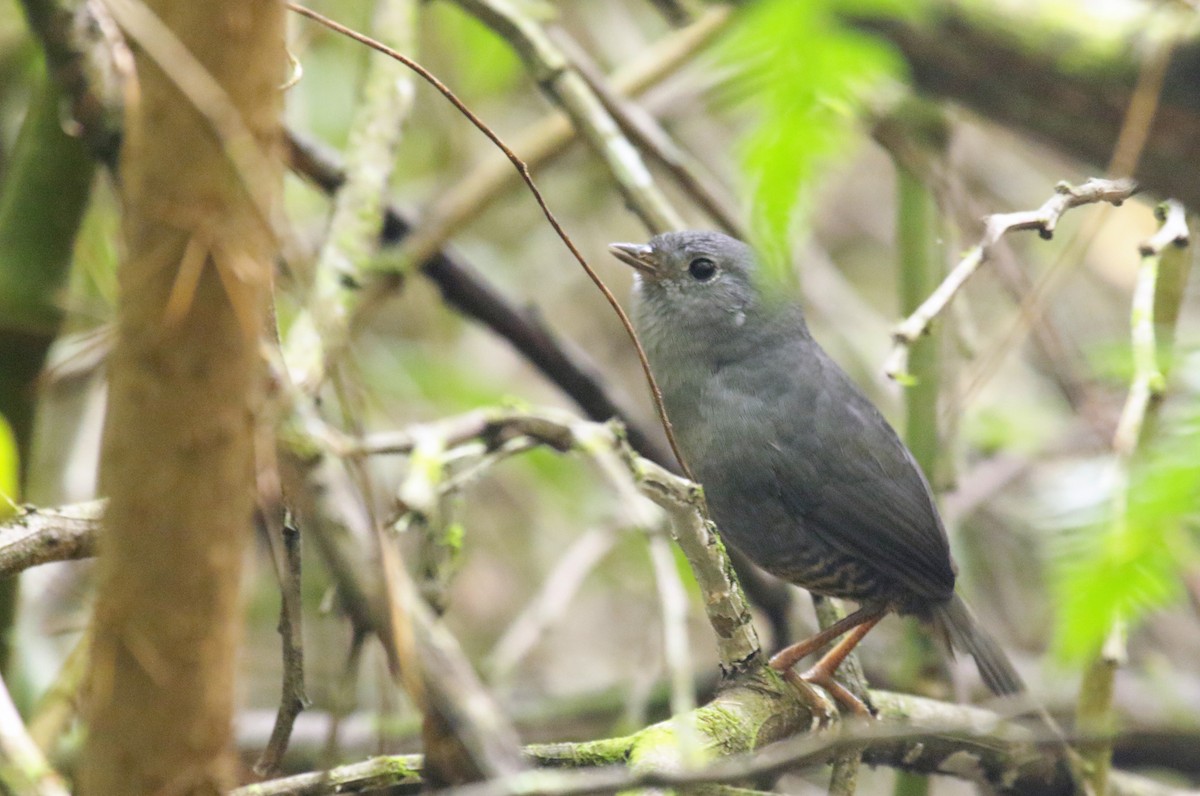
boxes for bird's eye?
[688,257,717,282]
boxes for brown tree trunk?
[80,2,284,793]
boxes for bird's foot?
[778,668,838,728]
[798,664,874,718]
[772,610,884,718]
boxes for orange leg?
[799,614,883,716]
[768,604,886,672]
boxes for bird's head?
[608,230,765,334]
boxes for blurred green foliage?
[1053,401,1200,660]
[424,2,522,100]
[0,414,14,512]
[718,0,915,285]
[966,402,1061,457]
[2,0,1194,743]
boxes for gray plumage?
[611,230,1022,696]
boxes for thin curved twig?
[286,3,694,481]
[552,26,743,236]
[452,0,683,233]
[390,6,731,269]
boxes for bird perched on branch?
[610,230,1023,711]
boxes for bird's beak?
[608,242,660,277]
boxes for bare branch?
[1113,200,1189,457]
[885,177,1139,381]
[1138,199,1190,257]
[287,3,694,480]
[452,0,685,233]
[283,0,416,392]
[392,7,730,268]
[254,399,311,777]
[253,509,309,777]
[346,407,762,673]
[234,688,1191,796]
[230,753,422,795]
[552,26,743,236]
[0,501,103,577]
[625,452,761,674]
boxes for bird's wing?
[766,351,957,601]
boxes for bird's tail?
[933,593,1024,697]
[936,596,1083,789]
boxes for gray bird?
[610,230,1022,705]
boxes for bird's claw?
[799,665,876,718]
[778,668,839,728]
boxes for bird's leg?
[799,613,883,716]
[768,604,885,672]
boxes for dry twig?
[885,177,1140,381]
[391,6,730,269]
[345,407,761,673]
[452,0,685,233]
[0,501,103,577]
[254,508,309,777]
[287,3,694,479]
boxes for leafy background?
[0,0,1197,788]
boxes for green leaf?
[427,2,523,99]
[718,0,916,286]
[1052,408,1200,660]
